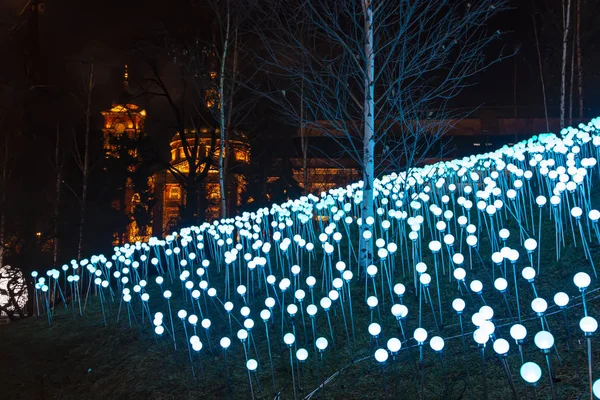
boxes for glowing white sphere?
[524,238,537,252]
[452,298,465,313]
[510,324,527,341]
[520,362,542,384]
[592,379,600,398]
[393,283,405,296]
[494,278,508,292]
[534,331,554,351]
[284,333,296,346]
[413,328,428,343]
[316,337,328,351]
[580,316,598,335]
[453,268,466,281]
[237,329,248,341]
[470,280,483,293]
[429,336,445,352]
[220,337,231,349]
[368,323,382,337]
[473,328,489,345]
[374,348,389,363]
[522,267,536,281]
[367,296,379,308]
[429,241,442,252]
[479,306,494,320]
[493,338,510,355]
[246,359,258,371]
[391,304,408,319]
[297,348,308,361]
[387,338,402,353]
[320,297,332,310]
[554,292,569,307]
[574,272,591,289]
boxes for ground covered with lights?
[3,120,600,400]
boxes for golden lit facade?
[161,129,250,232]
[101,104,146,159]
[281,158,361,195]
[102,102,154,244]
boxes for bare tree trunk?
[569,27,575,126]
[54,125,61,265]
[218,2,231,219]
[300,83,308,191]
[532,2,549,131]
[78,62,94,260]
[225,21,239,214]
[560,0,572,128]
[576,0,583,118]
[0,136,8,269]
[359,0,375,271]
[513,53,518,118]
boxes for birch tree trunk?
[300,84,308,191]
[576,0,583,118]
[560,0,572,128]
[218,2,231,219]
[569,30,575,126]
[532,2,549,131]
[78,62,93,260]
[359,0,375,271]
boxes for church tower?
[101,66,152,244]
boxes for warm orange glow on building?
[101,103,147,157]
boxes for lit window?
[235,150,249,162]
[169,186,181,200]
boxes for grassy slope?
[2,186,600,399]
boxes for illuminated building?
[159,128,250,232]
[101,67,250,241]
[101,83,154,244]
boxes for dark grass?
[2,185,600,399]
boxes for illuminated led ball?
[452,298,465,314]
[510,324,527,342]
[534,331,554,351]
[473,328,489,346]
[297,348,308,362]
[580,316,598,335]
[554,292,569,308]
[531,298,547,314]
[429,336,445,352]
[387,338,401,354]
[494,278,508,292]
[414,328,427,344]
[316,337,328,352]
[493,338,510,356]
[374,348,389,363]
[368,323,382,338]
[520,362,542,384]
[593,379,600,398]
[574,272,591,290]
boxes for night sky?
[2,0,598,127]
